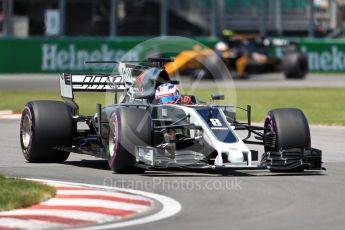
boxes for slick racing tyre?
[20,101,72,163]
[282,52,308,79]
[264,108,311,172]
[264,108,311,151]
[107,107,152,174]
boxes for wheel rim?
[108,132,116,157]
[108,127,117,158]
[21,114,32,149]
[264,116,277,151]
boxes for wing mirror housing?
[211,94,225,101]
[170,80,180,85]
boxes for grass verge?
[195,87,345,126]
[0,176,56,211]
[0,88,344,125]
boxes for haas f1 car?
[20,58,323,173]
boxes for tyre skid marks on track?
[0,181,157,230]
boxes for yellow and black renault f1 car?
[165,35,308,80]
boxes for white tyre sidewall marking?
[28,179,182,230]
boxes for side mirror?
[170,80,180,85]
[211,94,225,101]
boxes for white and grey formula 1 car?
[20,58,324,173]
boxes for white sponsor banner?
[41,44,142,71]
[301,45,345,72]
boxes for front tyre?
[20,101,72,163]
[264,108,311,172]
[107,107,152,174]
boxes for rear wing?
[59,59,171,115]
[59,73,126,115]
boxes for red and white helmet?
[155,83,180,104]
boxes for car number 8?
[210,118,222,126]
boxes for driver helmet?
[155,83,180,104]
[215,41,229,52]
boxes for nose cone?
[227,150,244,163]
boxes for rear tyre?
[107,107,152,174]
[282,52,308,79]
[264,108,311,172]
[20,101,72,163]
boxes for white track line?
[56,188,151,201]
[0,110,13,115]
[0,114,21,119]
[0,209,118,222]
[31,179,182,230]
[0,218,69,229]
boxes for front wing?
[134,146,324,171]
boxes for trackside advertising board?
[0,38,345,73]
[269,39,345,72]
[0,37,217,73]
[298,39,345,72]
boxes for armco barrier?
[0,37,217,73]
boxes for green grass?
[193,87,345,125]
[1,88,344,125]
[0,90,106,115]
[0,176,56,211]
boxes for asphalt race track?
[1,119,345,230]
[1,73,345,89]
[1,72,345,229]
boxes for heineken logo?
[41,44,140,71]
[301,45,345,71]
[38,42,345,72]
